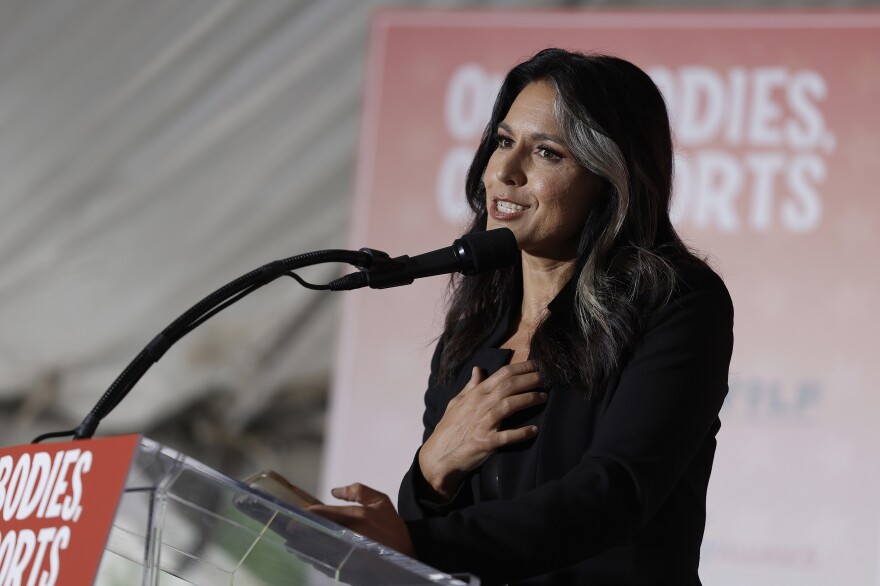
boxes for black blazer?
[399,262,734,585]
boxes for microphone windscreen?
[459,228,519,274]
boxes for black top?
[398,262,734,585]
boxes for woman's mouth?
[490,198,530,221]
[496,200,527,213]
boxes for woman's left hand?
[307,483,416,557]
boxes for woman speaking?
[312,48,734,585]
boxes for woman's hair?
[437,48,703,394]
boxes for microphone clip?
[355,247,396,269]
[329,248,411,291]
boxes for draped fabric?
[0,0,373,444]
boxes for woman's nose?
[494,151,526,186]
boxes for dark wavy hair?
[437,48,704,395]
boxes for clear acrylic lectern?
[95,437,478,585]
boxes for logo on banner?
[435,63,834,234]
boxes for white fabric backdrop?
[0,0,375,442]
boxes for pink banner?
[325,11,880,585]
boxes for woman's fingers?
[459,362,542,402]
[492,391,549,418]
[489,360,539,382]
[330,483,388,506]
[462,366,484,391]
[307,485,416,557]
[479,363,543,398]
[307,504,364,525]
[493,425,540,448]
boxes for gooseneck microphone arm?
[32,228,518,443]
[32,248,383,443]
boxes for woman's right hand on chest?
[418,361,547,500]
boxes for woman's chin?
[487,219,521,240]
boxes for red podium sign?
[0,435,139,586]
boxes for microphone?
[329,228,519,291]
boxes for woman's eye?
[495,135,513,149]
[537,146,561,160]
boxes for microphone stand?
[32,247,392,443]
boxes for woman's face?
[484,81,602,261]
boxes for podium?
[95,436,477,585]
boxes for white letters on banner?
[435,63,834,234]
[437,64,503,224]
[655,66,832,233]
[0,450,91,586]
